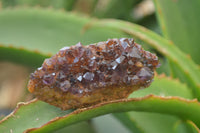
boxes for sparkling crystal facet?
[128,47,141,58]
[115,56,125,63]
[83,72,95,81]
[138,67,152,79]
[77,76,83,81]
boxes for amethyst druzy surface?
[28,38,159,110]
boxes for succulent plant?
[0,0,200,133]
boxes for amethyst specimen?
[28,38,159,110]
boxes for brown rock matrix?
[28,38,159,110]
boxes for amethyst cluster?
[28,38,159,110]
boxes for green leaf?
[93,0,140,21]
[54,121,95,133]
[0,99,72,133]
[91,114,132,133]
[0,0,77,11]
[138,14,161,34]
[0,0,16,7]
[0,8,129,55]
[0,45,48,68]
[130,75,193,99]
[114,113,144,133]
[1,95,200,133]
[174,120,200,133]
[153,0,200,64]
[115,76,193,133]
[91,19,200,99]
[117,112,179,133]
[26,96,200,132]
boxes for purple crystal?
[44,58,52,66]
[76,42,82,47]
[60,80,71,92]
[57,57,66,64]
[83,72,94,81]
[116,56,125,63]
[110,61,118,70]
[37,67,42,70]
[60,46,70,51]
[137,67,153,79]
[128,60,134,65]
[88,60,97,71]
[73,57,79,63]
[120,38,129,50]
[128,47,141,58]
[77,76,83,81]
[43,73,55,85]
[128,75,139,83]
[57,71,66,80]
[75,42,85,58]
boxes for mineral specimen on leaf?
[28,38,159,110]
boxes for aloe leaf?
[0,0,77,10]
[64,0,77,11]
[174,120,200,133]
[113,113,144,133]
[0,8,129,55]
[29,96,200,132]
[54,121,95,133]
[0,95,200,133]
[93,0,140,20]
[0,99,72,133]
[91,19,200,99]
[130,75,193,99]
[138,14,160,34]
[153,0,200,86]
[153,0,200,64]
[0,45,48,68]
[114,75,193,133]
[91,114,132,133]
[0,0,16,7]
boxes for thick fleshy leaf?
[0,45,48,68]
[93,0,140,20]
[1,95,200,133]
[113,113,144,133]
[91,114,132,133]
[116,112,179,133]
[0,99,72,133]
[174,120,200,133]
[91,19,200,99]
[0,0,77,11]
[0,8,129,55]
[130,75,193,99]
[27,96,200,132]
[153,0,200,64]
[114,75,193,133]
[54,121,95,133]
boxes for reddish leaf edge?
[185,120,200,132]
[0,98,38,124]
[0,44,50,68]
[20,95,200,132]
[0,44,51,58]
